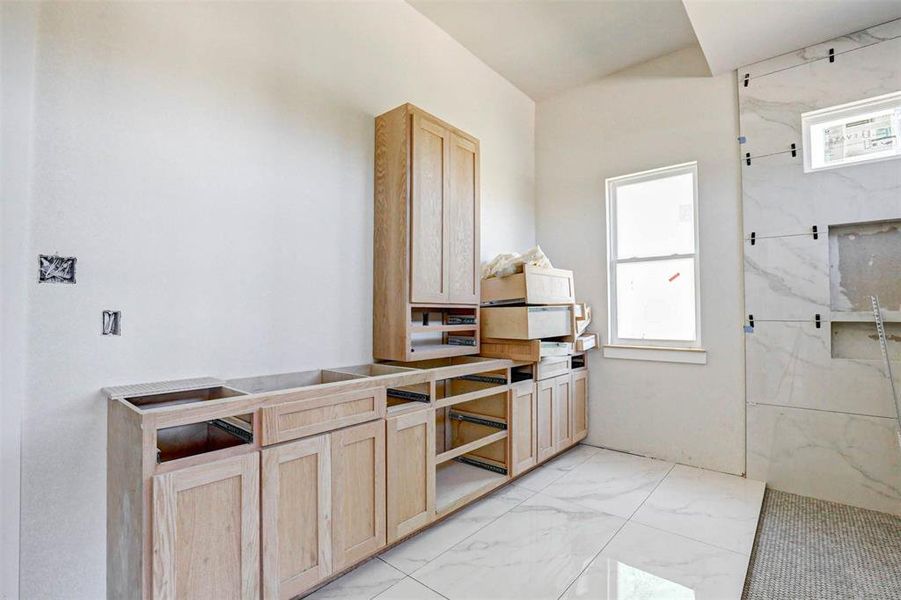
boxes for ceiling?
[407,0,698,100]
[683,0,901,75]
[408,0,901,100]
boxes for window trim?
[605,161,702,350]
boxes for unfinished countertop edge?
[104,357,515,417]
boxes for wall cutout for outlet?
[38,255,76,284]
[102,311,121,336]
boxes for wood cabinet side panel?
[108,401,146,600]
[374,105,411,361]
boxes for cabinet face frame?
[571,370,588,443]
[387,409,436,542]
[536,378,555,462]
[152,452,260,600]
[510,382,538,476]
[330,420,387,570]
[261,435,332,600]
[410,113,450,304]
[552,374,573,453]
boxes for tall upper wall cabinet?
[374,104,481,362]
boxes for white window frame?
[605,161,704,363]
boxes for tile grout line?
[625,462,677,521]
[555,461,677,600]
[625,520,753,558]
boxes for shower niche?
[828,220,901,359]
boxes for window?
[605,162,703,363]
[802,90,901,173]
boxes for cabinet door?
[572,370,588,443]
[536,379,555,462]
[447,132,479,304]
[387,410,435,543]
[261,435,331,600]
[510,381,538,476]
[553,374,573,453]
[152,452,259,600]
[410,113,449,303]
[331,420,387,570]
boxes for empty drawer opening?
[435,390,508,468]
[434,370,508,408]
[435,457,507,513]
[571,354,586,369]
[156,413,253,463]
[386,382,431,409]
[124,386,245,410]
[511,364,535,383]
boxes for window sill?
[602,344,707,365]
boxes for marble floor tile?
[380,485,534,574]
[633,465,765,555]
[542,449,674,518]
[512,444,601,492]
[561,521,750,600]
[412,492,625,600]
[373,576,447,600]
[306,558,405,600]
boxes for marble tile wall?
[739,19,901,516]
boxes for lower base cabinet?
[260,419,386,599]
[387,410,435,542]
[152,452,260,600]
[261,435,332,600]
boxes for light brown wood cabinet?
[374,104,481,361]
[330,420,387,570]
[510,381,538,476]
[571,370,588,443]
[152,452,260,600]
[261,435,332,600]
[386,409,435,542]
[536,378,555,462]
[552,374,573,453]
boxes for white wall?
[1,4,37,599]
[6,2,534,597]
[536,46,745,475]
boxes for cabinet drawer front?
[481,266,575,306]
[536,356,571,381]
[481,306,573,340]
[261,388,386,445]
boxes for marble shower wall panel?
[740,35,901,157]
[740,19,901,515]
[747,403,901,516]
[747,321,898,417]
[742,19,901,80]
[741,150,901,236]
[744,234,829,320]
